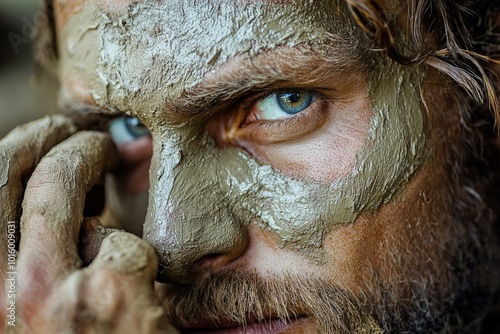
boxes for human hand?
[0,116,170,333]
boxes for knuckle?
[1,115,76,146]
[93,232,158,279]
[0,114,79,202]
[25,131,116,193]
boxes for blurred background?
[0,0,58,137]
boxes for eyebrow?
[62,43,367,124]
[165,43,368,121]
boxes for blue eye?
[109,117,151,144]
[257,91,315,120]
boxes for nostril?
[193,253,224,269]
[156,262,172,284]
[155,253,228,284]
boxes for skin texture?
[1,0,499,333]
[28,230,169,333]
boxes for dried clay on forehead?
[58,0,361,115]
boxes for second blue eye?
[109,117,151,144]
[124,117,150,138]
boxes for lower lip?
[179,316,309,334]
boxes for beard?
[157,255,495,334]
[157,270,383,334]
[157,249,494,334]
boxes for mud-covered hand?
[0,115,169,333]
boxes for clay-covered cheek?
[142,129,337,268]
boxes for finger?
[89,232,158,281]
[17,131,118,320]
[81,232,164,332]
[0,115,76,323]
[42,232,165,333]
[79,218,120,266]
[0,115,77,222]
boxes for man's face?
[54,0,473,332]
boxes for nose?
[143,133,249,283]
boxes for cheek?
[114,136,153,194]
[319,159,454,295]
[242,99,372,182]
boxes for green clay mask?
[58,0,426,276]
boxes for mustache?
[156,270,383,334]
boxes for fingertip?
[91,232,158,280]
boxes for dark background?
[0,0,57,137]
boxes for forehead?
[55,0,366,116]
[54,0,348,25]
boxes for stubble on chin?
[156,270,386,334]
